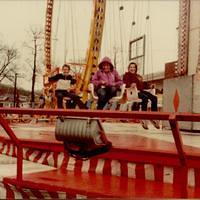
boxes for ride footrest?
[55,117,112,159]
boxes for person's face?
[128,64,137,74]
[62,66,70,75]
[102,63,111,73]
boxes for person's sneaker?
[141,120,148,130]
[150,120,160,129]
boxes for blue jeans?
[55,90,86,109]
[138,90,158,111]
[96,86,118,109]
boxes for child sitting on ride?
[38,94,45,108]
[91,57,123,110]
[48,64,86,109]
[123,62,159,129]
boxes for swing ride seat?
[88,83,99,102]
[88,83,126,110]
[109,83,126,103]
[120,87,158,111]
[62,96,72,109]
[120,87,142,111]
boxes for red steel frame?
[1,108,200,194]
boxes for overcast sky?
[0,0,179,91]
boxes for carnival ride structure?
[44,0,106,103]
[1,0,200,199]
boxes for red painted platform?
[0,122,200,152]
[1,122,200,166]
[3,168,193,198]
[1,109,200,198]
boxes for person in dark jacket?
[123,62,159,129]
[48,64,86,109]
[39,94,45,108]
[91,57,123,109]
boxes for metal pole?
[13,73,17,107]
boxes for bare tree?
[0,44,18,83]
[24,26,44,108]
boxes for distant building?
[143,71,164,94]
[0,95,29,108]
[143,61,178,94]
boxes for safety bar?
[0,107,170,120]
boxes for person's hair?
[62,64,70,70]
[128,62,137,72]
[98,57,114,71]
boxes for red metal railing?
[1,107,200,197]
[0,115,23,183]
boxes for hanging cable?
[121,3,129,71]
[108,2,112,58]
[136,1,144,38]
[63,1,68,64]
[118,1,124,72]
[145,0,150,78]
[147,0,154,81]
[74,1,80,73]
[129,1,136,42]
[52,0,61,67]
[70,1,76,69]
[112,1,117,67]
[135,2,140,37]
[104,6,109,57]
[196,14,200,76]
[141,1,145,36]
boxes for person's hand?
[150,84,155,89]
[109,82,116,87]
[69,85,76,92]
[101,80,106,85]
[130,83,136,88]
[136,74,143,80]
[43,76,50,86]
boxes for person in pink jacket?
[91,57,123,109]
